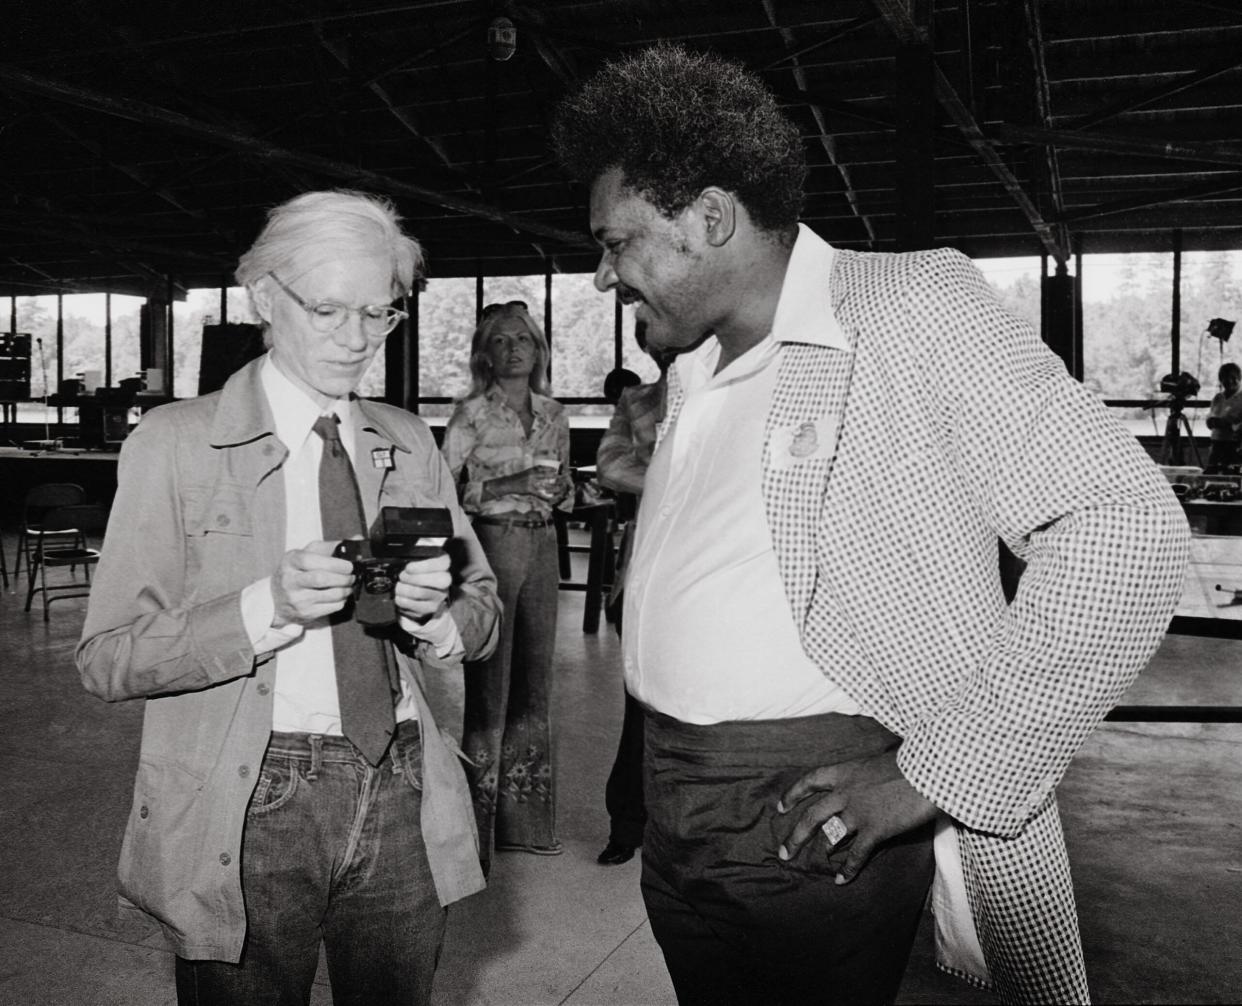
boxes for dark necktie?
[313,414,395,766]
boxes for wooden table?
[0,446,120,523]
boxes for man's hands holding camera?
[270,540,451,629]
[270,541,356,628]
[393,551,452,622]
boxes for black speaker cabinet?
[198,323,266,396]
[0,332,31,399]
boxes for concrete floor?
[1,531,1240,1005]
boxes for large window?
[61,294,107,394]
[975,256,1042,331]
[551,273,620,411]
[7,249,1234,439]
[418,277,476,415]
[1081,253,1174,408]
[173,287,264,400]
[13,295,60,424]
[1180,250,1242,402]
[112,295,144,389]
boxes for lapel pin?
[371,447,395,470]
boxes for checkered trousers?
[659,245,1190,1003]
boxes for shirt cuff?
[240,577,304,656]
[400,609,465,659]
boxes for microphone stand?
[37,336,52,445]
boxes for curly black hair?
[551,45,806,234]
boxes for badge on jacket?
[768,416,838,469]
[371,447,395,470]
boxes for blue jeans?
[463,521,560,871]
[174,722,446,1006]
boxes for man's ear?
[250,279,274,325]
[698,188,736,248]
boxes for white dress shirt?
[622,226,860,724]
[239,355,459,733]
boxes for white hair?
[235,189,423,297]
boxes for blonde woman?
[442,301,572,874]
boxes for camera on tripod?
[333,506,454,626]
[1158,371,1201,405]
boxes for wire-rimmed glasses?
[268,272,408,338]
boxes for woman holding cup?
[442,300,572,872]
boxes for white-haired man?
[78,190,499,1005]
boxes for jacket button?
[216,514,230,527]
[139,805,149,819]
[238,765,250,778]
[257,683,270,696]
[219,853,231,866]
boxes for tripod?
[1158,399,1203,467]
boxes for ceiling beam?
[991,123,1242,169]
[871,0,1068,261]
[1061,53,1242,133]
[0,211,232,266]
[1053,173,1242,225]
[1019,0,1070,256]
[759,12,881,72]
[0,64,595,252]
[760,0,879,248]
[312,23,469,183]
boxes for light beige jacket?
[77,357,499,961]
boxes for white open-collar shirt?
[623,225,860,724]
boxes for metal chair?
[24,502,109,620]
[14,483,88,590]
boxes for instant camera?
[334,506,453,626]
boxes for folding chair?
[24,502,109,620]
[14,482,88,590]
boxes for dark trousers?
[605,690,647,846]
[604,603,646,846]
[175,722,445,1006]
[1208,438,1238,470]
[641,709,934,1006]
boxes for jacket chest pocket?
[184,484,255,538]
[182,484,257,596]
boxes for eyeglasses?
[481,300,529,319]
[268,272,408,338]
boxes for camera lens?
[361,563,397,594]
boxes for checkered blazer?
[660,246,1190,1003]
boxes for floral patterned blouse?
[441,386,572,517]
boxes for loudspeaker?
[197,323,266,396]
[0,332,31,399]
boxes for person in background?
[595,322,670,866]
[602,366,641,405]
[77,189,500,1006]
[442,300,573,875]
[553,45,1189,1005]
[1205,361,1242,469]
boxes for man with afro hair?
[554,44,1187,1006]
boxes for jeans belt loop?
[307,734,323,780]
